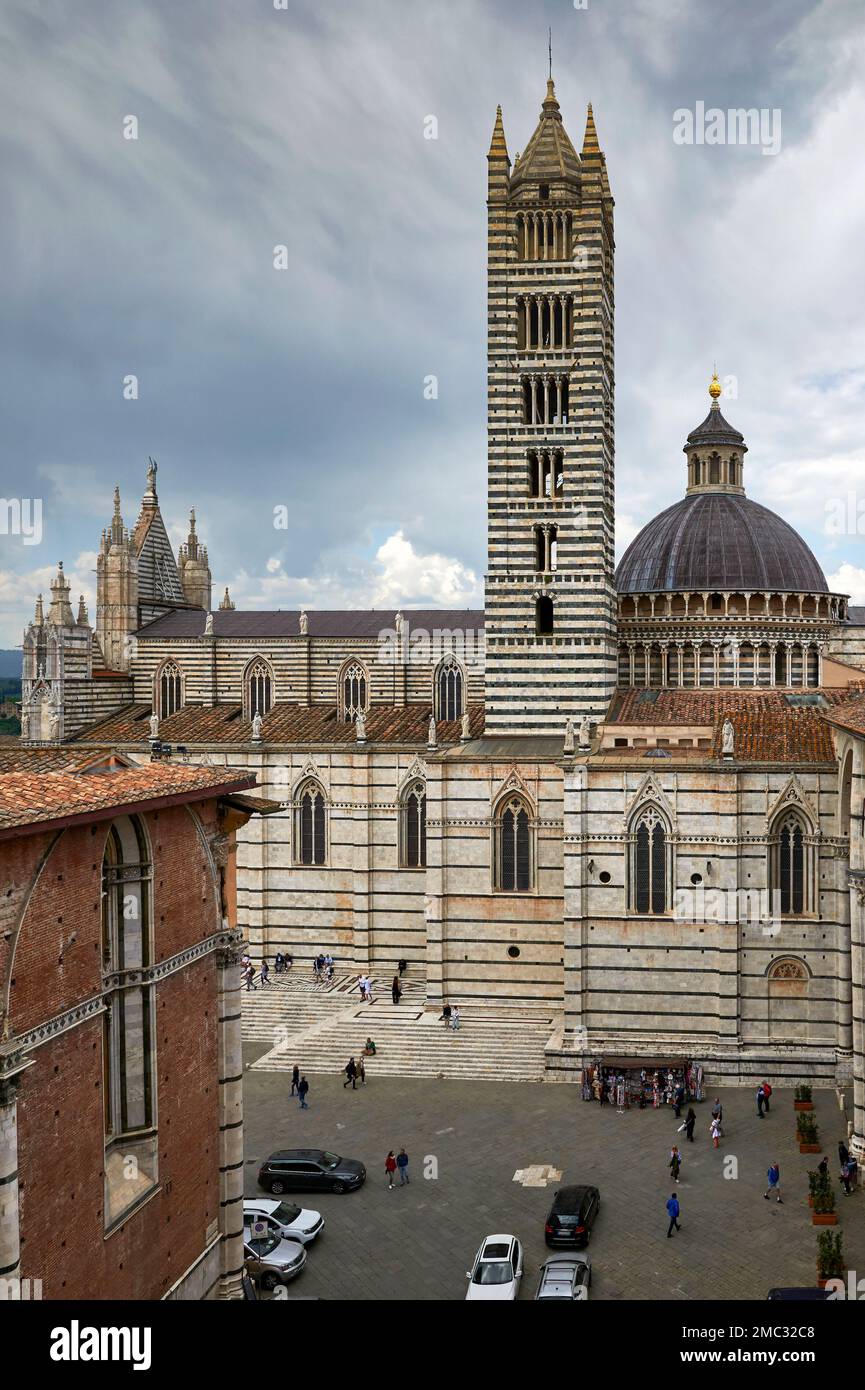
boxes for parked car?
[258,1148,366,1195]
[535,1255,591,1301]
[465,1234,523,1301]
[544,1186,600,1248]
[243,1221,307,1291]
[243,1198,324,1245]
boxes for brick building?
[0,749,269,1300]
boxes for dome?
[615,493,828,595]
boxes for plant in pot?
[794,1083,814,1112]
[807,1170,828,1207]
[797,1111,820,1153]
[816,1230,843,1287]
[812,1183,837,1226]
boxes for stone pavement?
[242,1042,865,1301]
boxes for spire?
[143,457,158,507]
[509,75,581,192]
[109,485,126,546]
[34,593,44,626]
[184,507,200,559]
[582,102,600,156]
[48,561,75,627]
[77,594,90,626]
[488,105,510,161]
[219,586,235,611]
[542,78,562,121]
[684,375,748,496]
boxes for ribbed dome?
[616,493,828,594]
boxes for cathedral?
[19,80,865,1158]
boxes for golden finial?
[709,369,722,400]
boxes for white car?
[243,1198,324,1246]
[243,1222,306,1291]
[465,1234,523,1301]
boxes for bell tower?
[483,81,618,734]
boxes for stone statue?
[563,718,575,754]
[251,712,263,741]
[149,712,159,740]
[578,715,591,748]
[299,610,308,635]
[20,706,30,740]
[722,717,735,758]
[355,709,366,741]
[203,612,214,637]
[461,711,470,741]
[48,702,60,741]
[427,715,437,748]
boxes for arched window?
[536,595,554,635]
[770,809,813,916]
[494,794,532,892]
[340,661,368,723]
[295,780,326,866]
[101,815,158,1227]
[401,780,427,868]
[629,805,669,914]
[245,658,274,720]
[156,660,183,719]
[839,749,853,834]
[436,657,463,721]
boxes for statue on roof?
[251,711,263,742]
[149,712,159,740]
[722,718,735,758]
[299,610,308,636]
[563,718,575,754]
[203,612,214,637]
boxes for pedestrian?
[670,1146,682,1182]
[290,1063,300,1097]
[343,1056,357,1090]
[685,1107,696,1143]
[244,963,256,991]
[358,1057,366,1086]
[839,1140,850,1169]
[673,1084,685,1119]
[762,1080,772,1113]
[711,1097,723,1135]
[363,1036,377,1056]
[450,1005,461,1031]
[392,975,401,1005]
[818,1155,829,1180]
[385,1151,397,1190]
[666,1192,681,1237]
[275,951,284,974]
[756,1084,765,1119]
[260,958,270,987]
[297,1075,309,1109]
[398,958,407,976]
[397,1147,410,1185]
[440,1004,451,1027]
[710,1116,721,1148]
[764,1162,782,1203]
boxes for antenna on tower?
[548,27,552,79]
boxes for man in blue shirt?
[396,1148,410,1185]
[764,1162,782,1203]
[666,1192,681,1237]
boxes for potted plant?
[797,1112,820,1153]
[812,1184,838,1226]
[794,1083,814,1112]
[807,1170,826,1208]
[816,1230,844,1288]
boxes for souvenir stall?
[583,1057,703,1109]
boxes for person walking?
[756,1083,766,1119]
[398,958,407,977]
[764,1162,782,1203]
[839,1140,850,1169]
[397,1147,410,1185]
[392,975,401,1005]
[710,1115,722,1148]
[343,1057,357,1090]
[762,1080,772,1113]
[244,963,256,991]
[710,1097,723,1135]
[358,1057,366,1086]
[818,1155,829,1180]
[669,1146,682,1183]
[385,1151,397,1190]
[450,1005,461,1031]
[666,1192,681,1237]
[260,958,270,987]
[673,1084,685,1120]
[290,1063,300,1097]
[440,1004,451,1027]
[297,1075,309,1109]
[684,1107,697,1143]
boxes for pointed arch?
[434,654,464,721]
[293,777,327,866]
[338,658,369,723]
[492,787,534,893]
[155,658,183,719]
[768,802,815,917]
[243,656,275,720]
[627,800,671,915]
[400,776,427,869]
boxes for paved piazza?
[242,1042,865,1301]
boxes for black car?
[258,1148,366,1195]
[544,1185,600,1248]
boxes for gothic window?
[340,660,368,723]
[435,657,463,721]
[629,805,669,914]
[101,815,158,1228]
[156,660,183,719]
[400,780,427,868]
[770,809,814,916]
[536,595,554,635]
[244,657,274,720]
[494,794,533,892]
[295,780,327,866]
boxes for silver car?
[534,1255,591,1301]
[243,1198,324,1246]
[243,1221,307,1291]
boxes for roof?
[509,80,581,192]
[606,687,849,764]
[136,608,485,640]
[73,702,486,747]
[822,690,865,737]
[846,606,865,626]
[0,763,260,836]
[615,492,828,594]
[0,744,129,773]
[685,403,746,449]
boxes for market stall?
[581,1057,704,1108]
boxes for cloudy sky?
[1,0,864,647]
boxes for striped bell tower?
[484,81,618,734]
